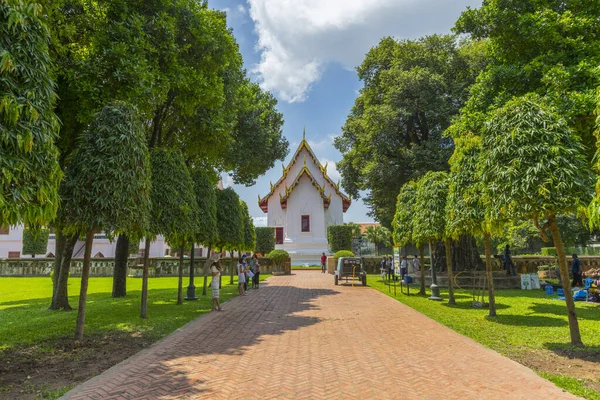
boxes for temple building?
[258,132,351,264]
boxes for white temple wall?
[324,191,344,230]
[285,176,327,243]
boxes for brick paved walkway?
[62,272,576,400]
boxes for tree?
[61,102,151,340]
[1,0,61,228]
[255,227,275,256]
[446,133,496,316]
[334,35,486,227]
[392,182,426,294]
[267,249,289,273]
[190,168,218,297]
[240,201,256,252]
[327,225,353,253]
[146,149,198,312]
[22,228,49,257]
[481,95,594,346]
[364,226,391,256]
[413,171,455,304]
[455,0,600,158]
[344,222,362,239]
[216,188,243,284]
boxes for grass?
[0,274,268,350]
[369,274,600,398]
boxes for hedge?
[541,247,557,256]
[334,250,354,258]
[255,227,275,255]
[22,228,49,257]
[328,225,353,252]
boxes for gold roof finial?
[303,126,306,141]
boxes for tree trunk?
[444,239,455,305]
[140,237,151,318]
[432,235,483,272]
[177,242,184,305]
[548,215,583,346]
[230,251,235,285]
[50,233,78,311]
[112,234,129,297]
[52,231,66,299]
[419,245,425,295]
[74,229,95,341]
[202,246,212,296]
[483,233,497,317]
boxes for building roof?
[258,130,351,213]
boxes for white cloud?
[247,0,481,102]
[222,173,234,188]
[321,159,341,183]
[237,4,246,15]
[307,135,336,152]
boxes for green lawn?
[369,274,600,399]
[0,274,268,350]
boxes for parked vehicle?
[334,257,367,286]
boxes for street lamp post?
[185,243,198,301]
[428,242,442,301]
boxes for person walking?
[571,254,583,287]
[237,256,246,296]
[504,244,516,276]
[321,252,327,273]
[210,256,223,311]
[400,256,408,279]
[242,254,249,293]
[412,255,421,275]
[252,254,261,289]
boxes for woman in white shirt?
[237,257,246,296]
[211,258,222,311]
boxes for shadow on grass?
[529,302,600,321]
[61,280,339,399]
[487,314,568,327]
[543,342,600,361]
[440,300,511,311]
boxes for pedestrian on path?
[412,255,420,274]
[237,256,247,296]
[210,255,223,311]
[252,254,260,288]
[321,252,327,273]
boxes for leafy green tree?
[481,95,594,346]
[1,0,61,228]
[255,227,275,255]
[455,0,600,157]
[216,188,243,284]
[146,149,199,311]
[413,171,455,304]
[344,222,362,239]
[190,168,218,297]
[61,102,151,340]
[446,133,496,315]
[392,182,426,294]
[22,228,49,257]
[328,225,353,252]
[364,226,391,256]
[240,201,256,252]
[334,35,485,227]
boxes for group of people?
[208,253,261,312]
[237,254,261,296]
[381,255,420,281]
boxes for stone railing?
[0,257,278,277]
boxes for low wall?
[0,257,279,277]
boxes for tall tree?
[240,201,256,253]
[146,149,198,312]
[216,188,243,284]
[1,0,61,228]
[481,95,594,346]
[61,102,151,340]
[334,35,486,227]
[413,171,455,304]
[446,132,496,316]
[364,225,391,256]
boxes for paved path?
[62,272,576,400]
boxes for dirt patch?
[511,348,600,394]
[0,332,153,399]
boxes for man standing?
[413,255,421,275]
[571,254,583,287]
[321,252,327,273]
[504,244,516,276]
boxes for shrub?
[334,250,355,258]
[541,247,557,256]
[22,229,49,257]
[267,249,289,272]
[255,227,275,255]
[327,225,353,252]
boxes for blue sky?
[212,0,482,224]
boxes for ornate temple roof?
[258,130,351,213]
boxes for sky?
[212,0,483,225]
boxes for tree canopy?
[240,200,256,252]
[1,0,62,227]
[412,171,450,245]
[392,182,417,247]
[334,35,486,227]
[216,188,243,250]
[191,168,218,248]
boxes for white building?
[0,224,211,259]
[258,132,351,264]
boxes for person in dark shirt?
[571,254,583,287]
[504,244,516,276]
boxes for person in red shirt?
[321,253,327,273]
